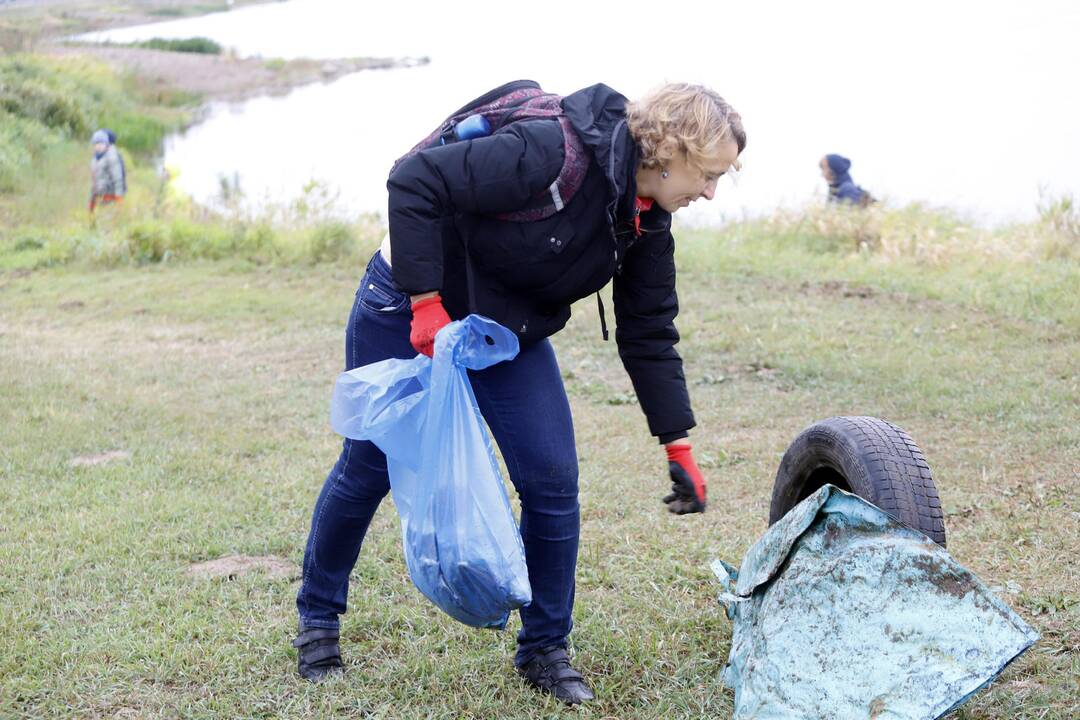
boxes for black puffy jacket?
[387,83,693,441]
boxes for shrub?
[724,202,1062,265]
[0,110,60,191]
[0,71,89,137]
[135,37,223,55]
[307,221,356,263]
[0,55,176,158]
[125,221,169,263]
[100,112,168,154]
[1035,193,1079,261]
[148,4,232,18]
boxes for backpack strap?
[494,114,589,223]
[596,292,609,341]
[444,79,542,120]
[391,82,590,222]
[391,81,543,174]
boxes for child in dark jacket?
[820,153,871,206]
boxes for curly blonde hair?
[626,83,746,173]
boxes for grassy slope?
[0,52,187,238]
[0,234,1076,718]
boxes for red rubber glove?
[664,443,707,514]
[409,294,451,357]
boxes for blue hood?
[826,153,853,187]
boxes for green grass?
[148,4,238,18]
[1,231,1076,718]
[679,203,1080,329]
[0,53,187,224]
[0,54,183,157]
[0,52,377,267]
[0,35,1076,719]
[0,0,267,52]
[134,37,223,55]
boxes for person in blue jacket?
[820,153,869,205]
[293,81,746,705]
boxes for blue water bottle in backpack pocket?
[441,114,492,145]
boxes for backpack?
[391,80,589,222]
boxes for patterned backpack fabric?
[391,80,589,222]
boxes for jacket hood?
[562,84,638,223]
[826,153,853,187]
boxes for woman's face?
[93,142,108,155]
[655,140,740,213]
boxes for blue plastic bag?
[714,485,1039,719]
[330,315,532,628]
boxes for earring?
[661,168,669,179]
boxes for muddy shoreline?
[1,0,272,40]
[2,0,425,102]
[46,43,424,102]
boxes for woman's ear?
[653,137,682,168]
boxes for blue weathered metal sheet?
[715,485,1039,719]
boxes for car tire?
[769,416,947,546]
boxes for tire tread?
[770,416,946,546]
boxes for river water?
[82,0,1080,225]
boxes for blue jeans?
[296,252,579,665]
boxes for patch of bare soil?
[70,449,132,467]
[186,554,297,580]
[44,44,419,101]
[800,280,877,299]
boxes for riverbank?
[0,0,412,245]
[1,31,1076,329]
[2,0,427,101]
[0,0,270,52]
[45,43,423,101]
[0,50,385,258]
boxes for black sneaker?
[516,646,595,705]
[292,625,344,681]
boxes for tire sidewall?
[769,423,879,525]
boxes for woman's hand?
[409,293,451,357]
[663,440,707,514]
